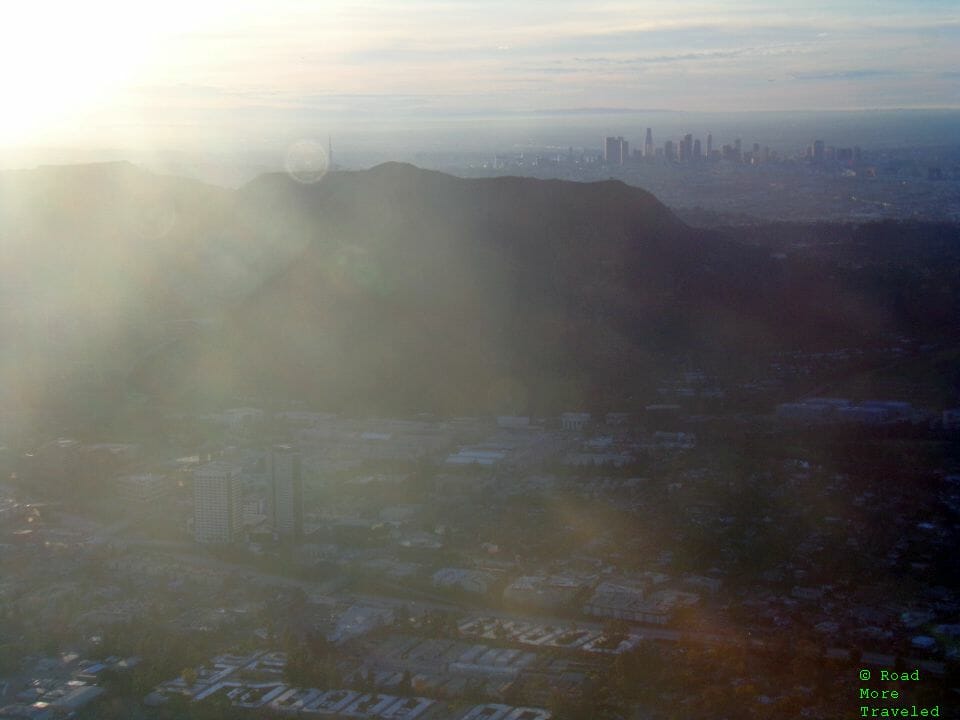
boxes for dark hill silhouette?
[132,164,917,415]
[3,161,956,417]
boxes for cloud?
[11,0,960,148]
[574,48,758,66]
[506,67,585,75]
[789,69,904,81]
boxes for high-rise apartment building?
[270,444,303,541]
[644,128,653,158]
[193,461,243,544]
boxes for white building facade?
[193,461,243,544]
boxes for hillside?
[0,162,307,416]
[133,164,945,414]
[3,161,958,418]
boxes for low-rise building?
[503,575,592,610]
[560,413,591,432]
[584,581,646,622]
[445,448,506,466]
[943,408,960,430]
[329,605,395,644]
[432,568,495,594]
[496,416,530,429]
[116,474,169,506]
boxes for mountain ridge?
[1,160,957,417]
[133,163,895,414]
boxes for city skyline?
[1,1,958,152]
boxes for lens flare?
[284,140,329,184]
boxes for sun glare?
[0,1,249,147]
[0,6,137,145]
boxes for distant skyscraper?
[683,134,693,163]
[813,139,825,163]
[603,136,627,165]
[270,444,303,541]
[693,138,702,161]
[664,140,676,161]
[644,128,653,158]
[706,133,713,157]
[193,461,243,544]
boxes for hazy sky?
[2,1,958,150]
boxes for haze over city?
[1,3,960,720]
[2,1,958,156]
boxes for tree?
[193,692,233,720]
[0,643,23,675]
[306,631,334,662]
[283,644,312,688]
[354,667,374,692]
[322,661,342,689]
[547,689,573,720]
[398,669,413,696]
[393,605,412,628]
